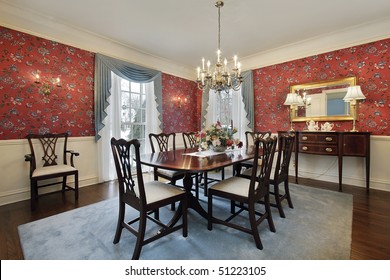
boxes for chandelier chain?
[218,2,221,51]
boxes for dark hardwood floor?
[1,177,389,260]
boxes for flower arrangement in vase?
[197,121,243,152]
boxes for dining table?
[139,147,256,220]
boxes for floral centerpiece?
[196,121,243,152]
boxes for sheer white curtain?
[205,89,250,143]
[231,89,250,144]
[205,90,218,128]
[145,82,161,153]
[97,72,160,182]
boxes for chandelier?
[196,1,242,93]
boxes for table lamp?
[343,85,366,132]
[284,93,300,131]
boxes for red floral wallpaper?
[1,25,389,140]
[253,38,390,135]
[162,73,201,133]
[0,26,95,140]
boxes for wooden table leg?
[183,173,208,219]
[167,173,208,228]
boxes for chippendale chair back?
[149,132,176,153]
[182,132,198,149]
[245,131,272,147]
[236,131,272,174]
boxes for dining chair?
[269,132,295,218]
[182,131,225,197]
[111,137,188,260]
[149,132,186,185]
[207,136,278,250]
[182,132,201,198]
[149,132,186,210]
[24,132,79,211]
[239,131,272,171]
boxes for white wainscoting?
[0,136,99,206]
[0,135,389,206]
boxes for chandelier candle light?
[196,1,243,93]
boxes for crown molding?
[0,2,195,80]
[240,17,390,71]
[1,2,389,79]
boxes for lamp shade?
[343,85,366,102]
[284,93,300,105]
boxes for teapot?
[321,122,334,131]
[306,120,319,131]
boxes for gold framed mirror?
[290,76,357,122]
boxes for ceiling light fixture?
[196,1,242,93]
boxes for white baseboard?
[0,175,99,206]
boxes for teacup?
[321,122,334,131]
[306,120,319,131]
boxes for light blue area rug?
[18,184,352,260]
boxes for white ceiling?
[1,0,390,78]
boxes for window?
[206,89,250,143]
[119,79,149,154]
[98,72,159,182]
[214,91,233,128]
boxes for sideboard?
[279,131,371,191]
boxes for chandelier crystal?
[196,1,242,93]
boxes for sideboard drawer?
[298,143,338,155]
[299,133,337,144]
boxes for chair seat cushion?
[156,168,185,178]
[32,164,77,178]
[143,181,185,204]
[209,176,250,197]
[242,167,263,177]
[242,158,262,166]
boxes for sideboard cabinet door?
[342,133,370,157]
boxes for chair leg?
[273,183,286,218]
[195,174,199,200]
[182,198,188,237]
[62,176,67,192]
[153,168,158,181]
[132,211,147,260]
[284,180,294,209]
[30,180,37,211]
[265,194,276,233]
[74,172,79,200]
[154,209,160,220]
[170,180,176,211]
[207,192,213,231]
[248,204,263,250]
[113,201,125,244]
[230,200,235,214]
[204,172,208,197]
